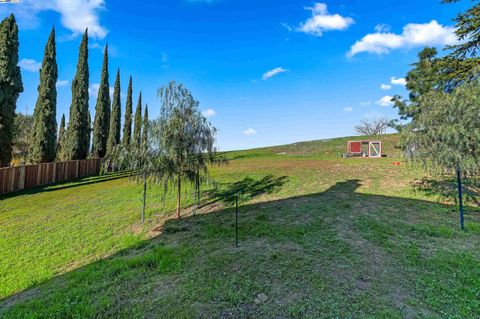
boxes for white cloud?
[297,3,354,37]
[380,84,392,90]
[18,58,41,72]
[376,95,394,107]
[89,42,103,50]
[374,24,391,33]
[0,0,108,39]
[343,106,353,112]
[390,76,407,86]
[89,83,101,97]
[243,128,257,136]
[360,101,372,106]
[91,83,114,99]
[109,86,114,99]
[161,52,168,63]
[281,23,293,32]
[262,67,287,80]
[56,80,69,87]
[348,20,457,56]
[202,109,216,117]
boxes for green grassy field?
[1,134,479,318]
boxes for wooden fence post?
[19,166,26,191]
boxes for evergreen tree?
[0,14,23,167]
[29,27,58,163]
[57,113,65,154]
[107,69,121,154]
[66,29,89,160]
[402,82,480,229]
[142,104,148,148]
[87,110,92,155]
[123,76,133,146]
[13,112,33,165]
[92,45,111,158]
[392,48,443,126]
[438,1,480,90]
[444,0,480,58]
[133,91,142,145]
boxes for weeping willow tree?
[155,81,220,219]
[103,138,159,224]
[403,82,480,229]
[104,81,221,222]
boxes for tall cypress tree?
[92,44,111,158]
[66,29,89,160]
[0,14,23,167]
[122,76,133,146]
[142,104,148,148]
[29,27,58,163]
[107,69,121,154]
[57,113,65,155]
[133,91,142,145]
[87,110,91,155]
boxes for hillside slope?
[226,134,402,160]
[2,133,480,318]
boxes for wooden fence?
[0,159,101,195]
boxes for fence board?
[0,159,101,195]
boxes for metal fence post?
[235,194,239,247]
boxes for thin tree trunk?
[142,172,147,224]
[177,175,181,219]
[197,172,200,206]
[457,168,465,230]
[194,171,200,215]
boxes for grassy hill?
[225,133,402,160]
[1,134,479,318]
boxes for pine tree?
[57,114,65,154]
[133,91,142,145]
[29,27,58,163]
[123,76,133,146]
[142,104,148,148]
[92,44,111,158]
[0,14,23,167]
[443,0,480,58]
[107,69,121,154]
[66,29,89,160]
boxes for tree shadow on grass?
[207,175,288,206]
[0,171,133,200]
[412,177,480,206]
[1,180,480,318]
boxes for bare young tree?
[355,117,390,136]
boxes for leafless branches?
[355,117,389,136]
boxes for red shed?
[346,140,382,158]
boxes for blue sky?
[0,0,468,151]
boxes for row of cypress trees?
[0,14,149,167]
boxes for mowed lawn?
[1,134,480,318]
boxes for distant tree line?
[0,14,149,167]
